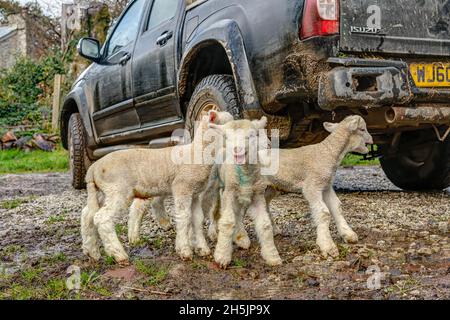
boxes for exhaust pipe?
[385,106,450,126]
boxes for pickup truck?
[61,0,450,191]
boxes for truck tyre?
[185,75,242,136]
[380,134,450,191]
[68,113,91,190]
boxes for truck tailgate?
[340,0,450,56]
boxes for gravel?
[0,167,449,300]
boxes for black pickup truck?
[61,0,450,191]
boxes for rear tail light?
[300,0,340,40]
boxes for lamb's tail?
[81,166,101,260]
[85,167,100,213]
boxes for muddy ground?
[0,167,449,300]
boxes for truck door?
[132,0,182,129]
[92,0,146,138]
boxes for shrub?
[0,53,65,131]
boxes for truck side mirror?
[77,38,101,63]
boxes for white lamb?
[81,110,233,263]
[209,117,283,268]
[209,115,374,259]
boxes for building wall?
[0,14,27,70]
[0,30,21,69]
[0,13,55,70]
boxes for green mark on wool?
[235,166,252,186]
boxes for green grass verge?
[0,147,378,176]
[0,148,69,175]
[342,154,380,167]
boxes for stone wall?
[0,14,27,70]
[0,13,56,70]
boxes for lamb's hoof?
[261,249,283,267]
[342,230,359,244]
[234,234,251,250]
[195,245,212,257]
[83,248,101,262]
[117,259,131,267]
[128,235,140,246]
[319,242,339,259]
[264,256,283,267]
[214,253,232,269]
[158,218,173,231]
[113,252,130,265]
[177,247,193,261]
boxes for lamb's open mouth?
[234,153,247,165]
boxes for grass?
[0,147,68,175]
[46,215,66,225]
[0,265,69,300]
[115,224,128,236]
[232,259,247,269]
[135,260,168,286]
[0,197,34,210]
[342,153,380,167]
[0,145,378,176]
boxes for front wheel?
[68,113,91,190]
[185,75,242,137]
[380,130,450,191]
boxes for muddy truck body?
[61,0,450,191]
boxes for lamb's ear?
[208,110,219,124]
[323,122,338,133]
[258,149,272,167]
[218,112,234,125]
[253,116,268,130]
[348,117,360,132]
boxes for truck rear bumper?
[318,58,411,110]
[318,58,450,120]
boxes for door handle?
[156,31,174,47]
[119,53,131,66]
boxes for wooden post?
[52,74,64,133]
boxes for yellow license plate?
[410,63,450,87]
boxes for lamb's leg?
[248,194,282,266]
[128,198,151,245]
[208,213,219,242]
[151,197,172,231]
[81,182,102,261]
[214,190,236,268]
[94,193,132,264]
[203,185,220,242]
[324,188,358,244]
[265,187,282,236]
[173,192,194,260]
[303,186,339,258]
[191,196,211,257]
[81,206,101,261]
[233,207,251,250]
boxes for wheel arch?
[178,20,260,116]
[60,91,95,151]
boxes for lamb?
[208,115,373,259]
[209,117,283,268]
[80,110,234,263]
[260,115,374,258]
[126,113,237,247]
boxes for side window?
[106,0,146,57]
[147,0,179,31]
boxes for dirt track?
[0,167,449,300]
